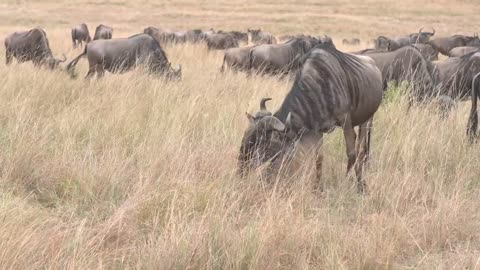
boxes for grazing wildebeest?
[448,46,480,57]
[71,23,91,48]
[375,28,436,51]
[218,30,248,44]
[172,31,187,44]
[66,33,181,80]
[220,46,255,72]
[431,51,480,99]
[342,38,361,45]
[248,37,320,75]
[206,33,238,50]
[93,24,113,40]
[429,34,480,56]
[185,29,205,43]
[5,28,66,69]
[248,29,277,45]
[238,45,383,193]
[143,26,176,44]
[361,46,436,96]
[412,43,439,61]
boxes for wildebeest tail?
[467,72,480,143]
[66,45,87,77]
[71,29,76,45]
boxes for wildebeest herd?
[4,24,480,193]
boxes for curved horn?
[418,27,424,33]
[260,97,272,111]
[432,27,436,35]
[285,112,292,127]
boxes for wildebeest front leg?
[342,114,357,178]
[314,134,324,192]
[5,50,12,65]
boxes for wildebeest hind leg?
[314,134,324,192]
[5,51,12,65]
[85,66,96,80]
[354,120,371,194]
[342,114,358,184]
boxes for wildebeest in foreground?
[248,29,277,45]
[467,72,480,142]
[238,45,383,193]
[4,28,66,69]
[448,46,480,58]
[429,34,480,56]
[93,24,113,40]
[71,23,91,48]
[412,43,439,61]
[375,27,436,51]
[66,33,181,80]
[206,33,238,50]
[342,38,361,45]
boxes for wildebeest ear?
[245,112,256,123]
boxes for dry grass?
[1,0,480,269]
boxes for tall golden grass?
[1,0,480,268]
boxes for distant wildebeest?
[278,34,312,43]
[185,29,206,43]
[448,46,480,57]
[360,46,436,96]
[220,46,254,72]
[66,33,181,80]
[429,34,480,56]
[248,37,320,75]
[248,29,277,45]
[206,33,238,50]
[172,31,187,44]
[71,23,91,48]
[218,30,248,44]
[238,45,383,193]
[4,28,66,69]
[412,43,439,61]
[342,38,361,45]
[143,26,176,44]
[375,28,436,51]
[93,24,113,40]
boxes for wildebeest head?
[465,33,480,46]
[410,27,436,44]
[374,36,392,51]
[44,54,67,70]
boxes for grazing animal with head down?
[429,34,480,56]
[144,26,176,44]
[71,23,91,48]
[248,37,321,75]
[221,46,255,72]
[238,44,383,193]
[93,24,113,40]
[374,27,436,51]
[5,28,66,69]
[65,33,181,80]
[248,29,277,45]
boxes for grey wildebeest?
[467,72,480,142]
[342,38,361,45]
[93,24,113,40]
[429,34,480,56]
[238,45,383,193]
[66,33,181,80]
[248,29,277,45]
[359,46,436,96]
[71,23,91,48]
[448,46,480,58]
[248,37,320,75]
[217,30,248,44]
[206,33,238,50]
[144,26,176,44]
[5,28,66,69]
[412,43,439,61]
[220,46,255,72]
[375,28,436,51]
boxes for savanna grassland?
[1,0,480,269]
